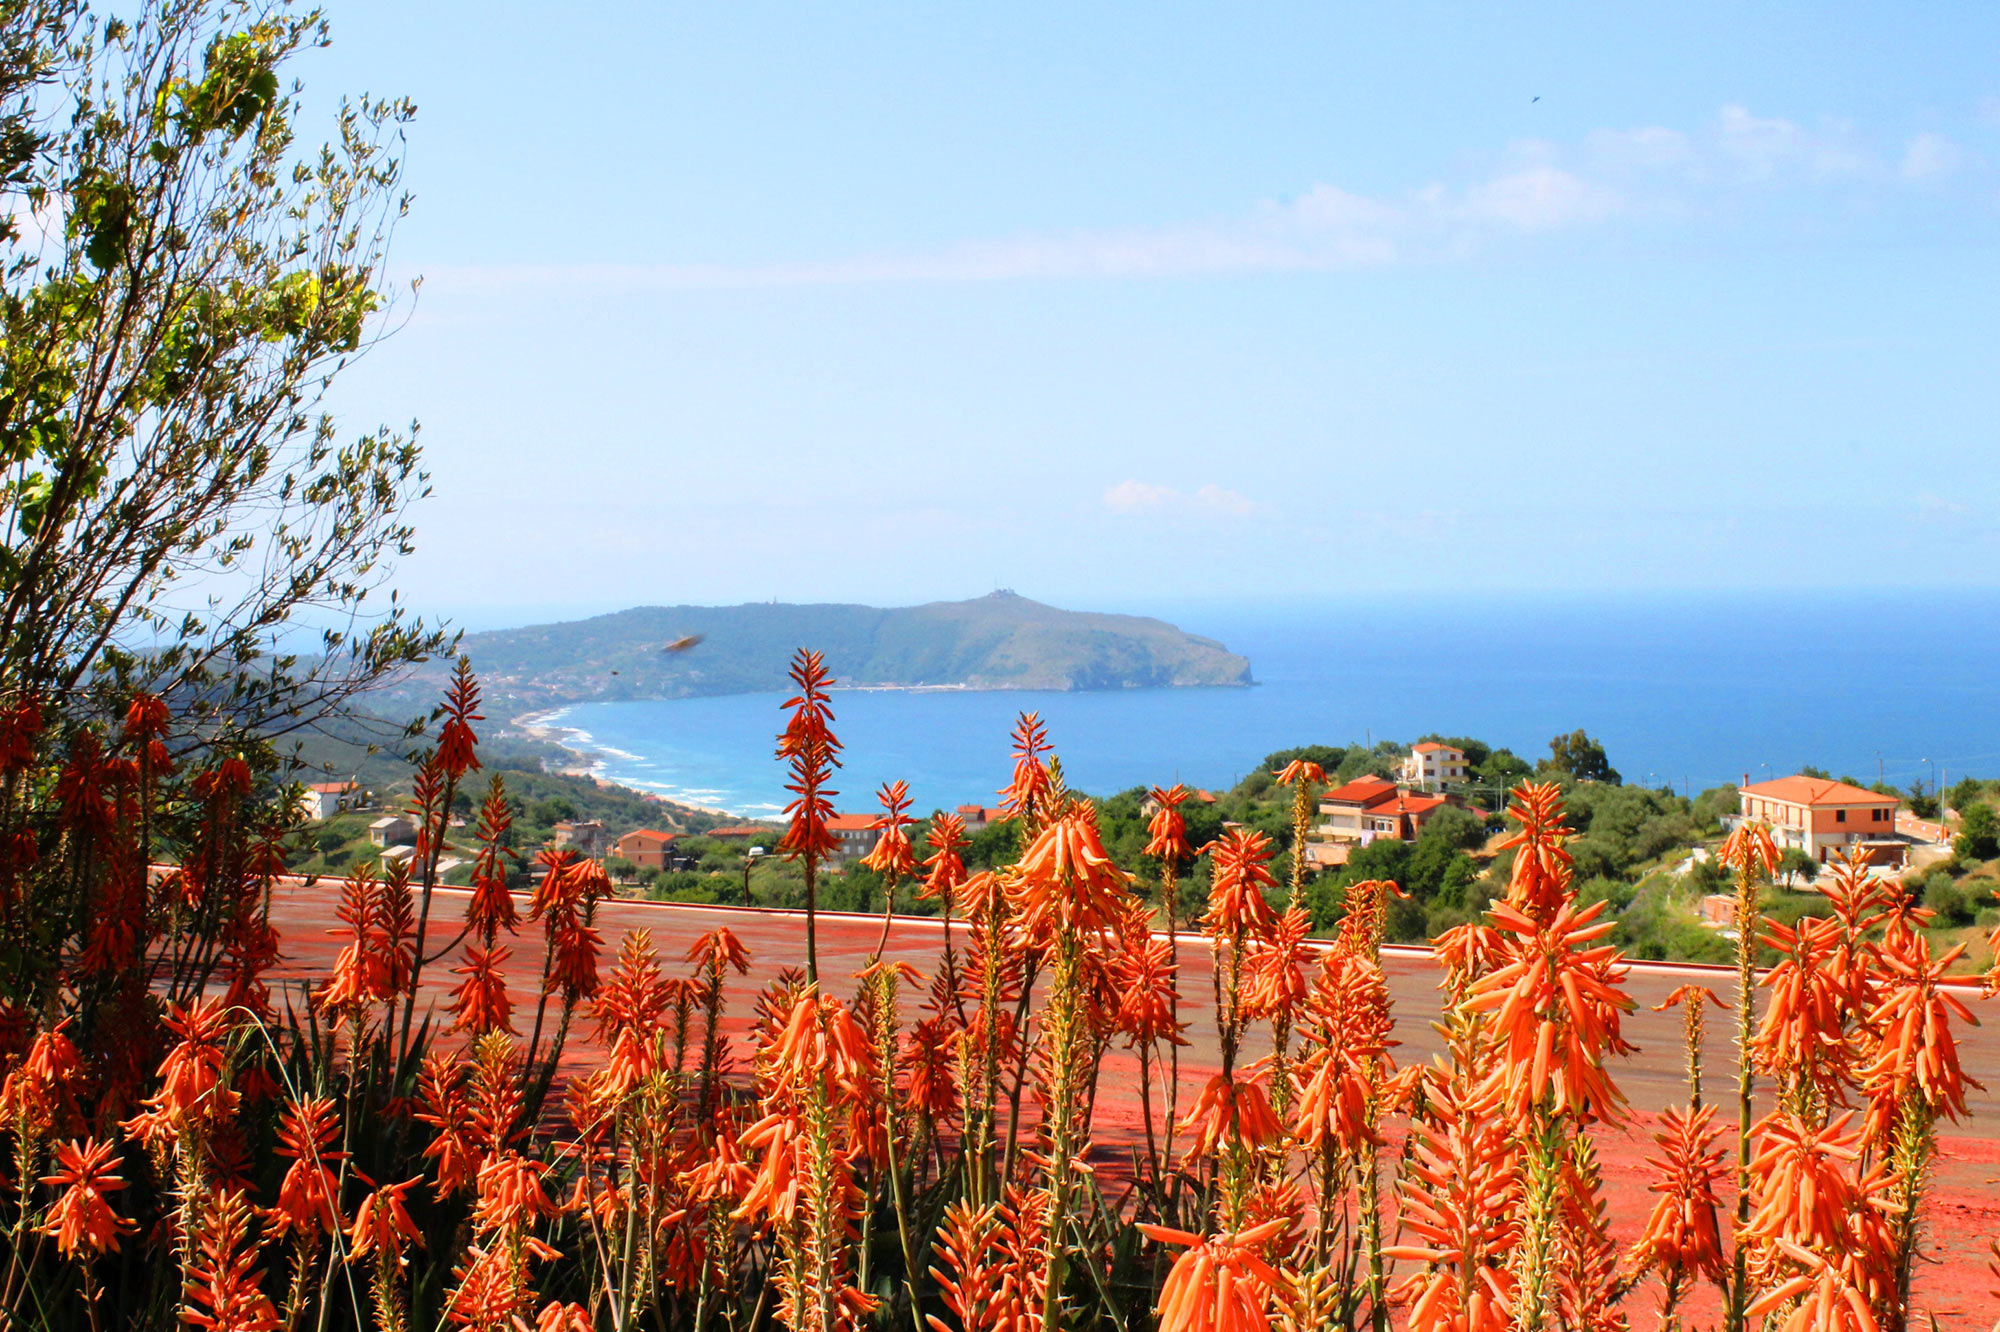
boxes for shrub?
[1924,873,1974,927]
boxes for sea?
[529,592,2000,819]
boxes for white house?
[297,781,357,822]
[1400,743,1468,792]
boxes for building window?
[1836,810,1846,823]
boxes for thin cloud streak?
[429,104,1980,295]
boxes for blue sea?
[534,592,2000,818]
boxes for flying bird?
[1531,95,1541,103]
[664,634,704,653]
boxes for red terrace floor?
[265,879,2000,1327]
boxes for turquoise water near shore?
[537,592,2000,818]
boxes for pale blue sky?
[307,3,2000,622]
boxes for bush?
[1924,873,1974,926]
[1691,784,1739,828]
[1384,893,1429,943]
[1955,801,1999,863]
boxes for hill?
[387,591,1252,713]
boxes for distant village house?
[297,781,358,822]
[826,813,878,865]
[1316,775,1457,846]
[615,828,682,872]
[368,815,416,848]
[953,804,1012,832]
[1733,775,1902,866]
[553,819,611,858]
[1401,743,1468,792]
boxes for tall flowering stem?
[918,813,970,1023]
[955,866,1011,1207]
[863,778,918,961]
[1273,760,1325,909]
[778,650,841,987]
[1005,806,1134,1328]
[1657,984,1725,1110]
[1718,819,1777,1332]
[398,656,482,1063]
[1144,782,1194,1196]
[1196,826,1280,1229]
[1465,782,1633,1328]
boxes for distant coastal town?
[285,726,1999,973]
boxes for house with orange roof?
[954,804,1012,831]
[826,813,879,864]
[1734,775,1900,864]
[615,828,681,871]
[1401,742,1468,792]
[1316,775,1456,845]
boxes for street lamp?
[742,846,764,907]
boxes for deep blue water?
[538,592,2000,818]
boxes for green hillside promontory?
[396,592,1252,712]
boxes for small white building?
[297,781,357,822]
[1400,743,1468,792]
[369,815,417,848]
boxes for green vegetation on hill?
[380,591,1252,714]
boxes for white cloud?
[1900,132,1963,180]
[431,103,1983,295]
[1461,165,1620,231]
[1102,480,1177,513]
[1190,483,1256,518]
[1914,492,1970,524]
[1103,481,1255,520]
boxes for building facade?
[553,819,612,857]
[1400,743,1468,791]
[1316,775,1455,845]
[297,781,357,822]
[826,813,879,864]
[1734,775,1899,863]
[615,828,681,872]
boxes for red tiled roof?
[620,828,678,845]
[1322,775,1397,807]
[826,814,878,833]
[1386,794,1447,816]
[1411,742,1458,755]
[1740,776,1894,808]
[307,781,353,793]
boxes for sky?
[301,3,2000,625]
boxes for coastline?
[511,707,751,821]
